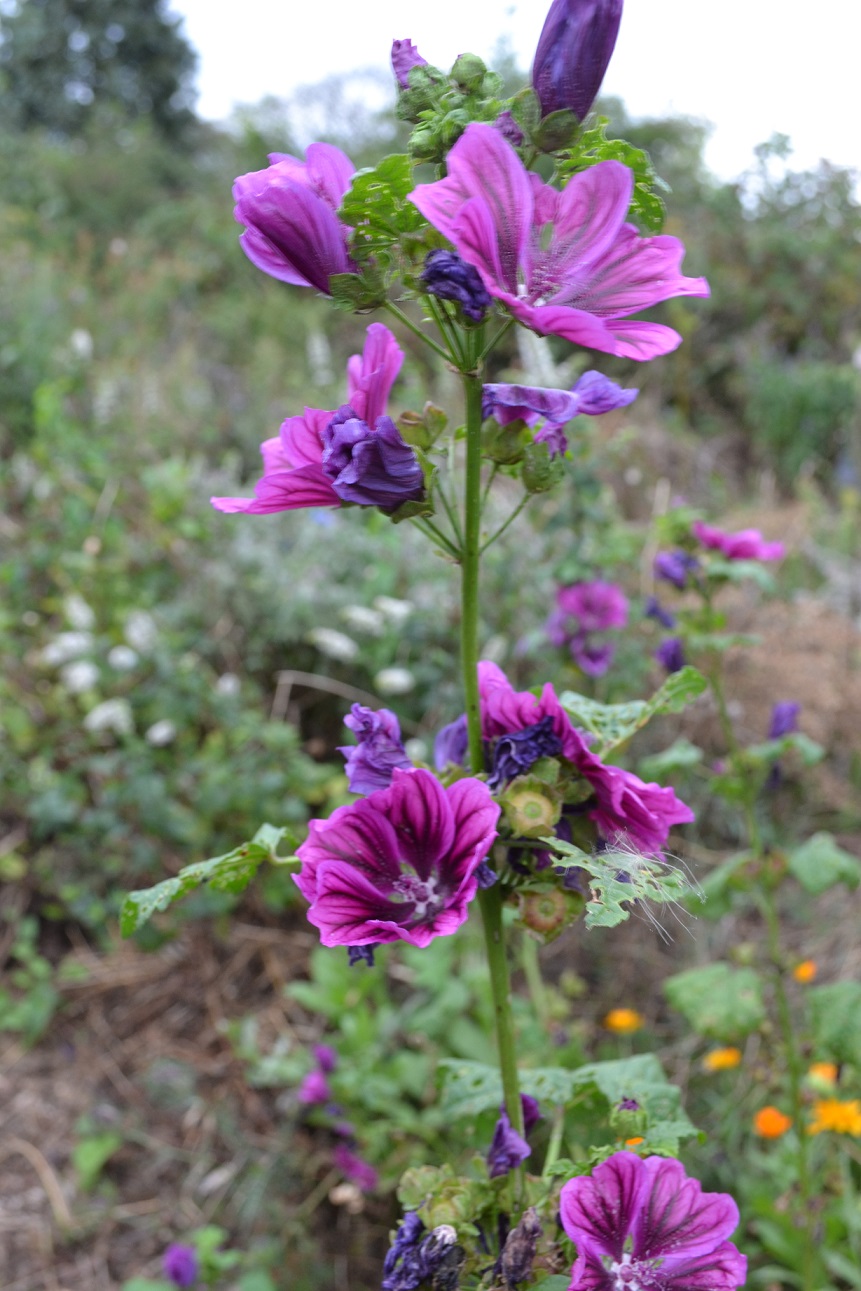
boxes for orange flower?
[624,1136,645,1147]
[808,1099,861,1137]
[753,1106,792,1138]
[604,1008,644,1035]
[702,1046,742,1073]
[807,1062,838,1088]
[792,960,817,984]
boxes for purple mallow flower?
[654,550,699,589]
[163,1243,198,1289]
[560,1151,747,1291]
[410,123,709,361]
[297,1068,331,1105]
[233,143,355,293]
[333,1143,378,1191]
[434,713,469,770]
[769,701,800,739]
[479,662,693,854]
[571,636,616,676]
[692,520,785,562]
[488,715,563,789]
[644,596,676,629]
[294,768,500,949]
[339,705,412,795]
[391,38,428,88]
[547,580,628,677]
[532,0,624,122]
[212,324,423,517]
[421,249,492,322]
[655,637,685,674]
[487,1111,532,1177]
[483,372,637,455]
[383,1215,460,1291]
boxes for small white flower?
[215,672,241,696]
[375,666,415,695]
[60,660,100,693]
[308,627,359,662]
[340,605,385,636]
[83,698,134,736]
[145,719,177,746]
[124,610,158,653]
[373,595,414,627]
[107,644,139,671]
[69,328,94,362]
[404,737,428,763]
[42,631,94,665]
[63,593,96,630]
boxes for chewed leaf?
[120,824,296,936]
[339,153,427,267]
[560,667,707,758]
[545,836,694,930]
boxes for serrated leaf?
[788,832,861,895]
[546,837,693,930]
[339,154,426,266]
[557,121,666,232]
[664,963,765,1040]
[560,667,707,758]
[121,825,293,936]
[809,981,861,1066]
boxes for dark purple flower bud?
[322,407,425,509]
[570,634,615,676]
[769,701,801,739]
[654,549,699,589]
[476,861,499,888]
[617,1098,641,1111]
[494,110,525,146]
[421,249,492,322]
[297,1068,331,1104]
[532,0,624,122]
[383,1212,427,1291]
[500,1206,542,1288]
[644,595,676,629]
[348,945,376,967]
[334,1143,378,1191]
[488,715,563,790]
[487,1111,531,1178]
[655,637,686,674]
[533,421,569,458]
[313,1043,338,1073]
[163,1244,198,1289]
[500,1094,541,1135]
[338,704,412,795]
[391,39,428,89]
[434,713,469,770]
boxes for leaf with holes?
[559,667,707,759]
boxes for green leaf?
[558,120,666,233]
[73,1131,123,1191]
[545,837,693,930]
[534,1278,572,1291]
[664,963,765,1040]
[339,154,426,267]
[559,666,707,758]
[637,738,704,782]
[121,824,293,936]
[696,852,755,919]
[809,981,861,1066]
[788,832,861,895]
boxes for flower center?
[393,873,441,921]
[608,1254,660,1291]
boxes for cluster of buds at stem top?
[532,0,623,123]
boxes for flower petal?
[634,1156,741,1262]
[346,323,404,426]
[210,464,339,514]
[573,225,710,319]
[560,1151,648,1260]
[237,180,351,292]
[307,859,417,946]
[442,777,501,891]
[541,160,633,288]
[280,407,331,468]
[374,768,456,882]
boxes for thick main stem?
[461,370,524,1142]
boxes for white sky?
[171,0,860,182]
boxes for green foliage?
[787,831,861,895]
[559,666,708,759]
[0,915,60,1043]
[73,1127,124,1191]
[120,825,295,936]
[664,963,766,1041]
[809,981,861,1066]
[557,118,667,233]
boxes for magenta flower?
[487,1111,532,1177]
[338,704,412,795]
[478,662,693,853]
[294,768,500,949]
[410,124,709,361]
[163,1244,198,1289]
[483,372,637,456]
[560,1151,747,1291]
[532,0,624,122]
[297,1068,331,1105]
[212,324,423,516]
[334,1143,379,1191]
[557,581,629,632]
[391,38,428,88]
[692,520,785,562]
[233,143,356,293]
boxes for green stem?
[480,492,530,555]
[461,369,524,1148]
[521,936,550,1032]
[476,317,514,365]
[384,301,453,364]
[542,1105,566,1178]
[410,516,459,558]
